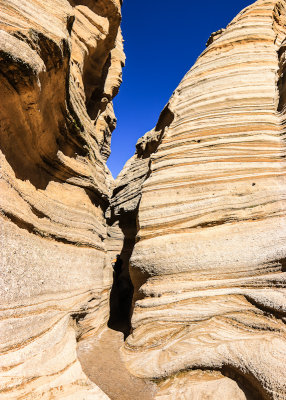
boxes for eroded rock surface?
[2,0,286,398]
[0,0,124,398]
[112,1,286,398]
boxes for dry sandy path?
[77,328,157,400]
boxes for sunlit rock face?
[0,0,124,398]
[112,1,286,398]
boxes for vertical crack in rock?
[107,103,175,330]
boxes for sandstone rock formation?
[0,0,124,398]
[2,0,286,399]
[111,1,286,398]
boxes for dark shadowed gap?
[108,213,137,339]
[221,366,271,400]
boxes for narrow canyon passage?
[107,217,137,339]
[1,0,286,398]
[77,328,156,400]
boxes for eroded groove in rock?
[111,1,286,398]
[0,0,124,398]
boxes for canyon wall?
[1,0,286,399]
[112,1,286,398]
[0,0,124,398]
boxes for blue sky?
[107,0,253,178]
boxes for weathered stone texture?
[2,0,286,398]
[0,0,124,398]
[112,1,286,398]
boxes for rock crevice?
[1,0,286,399]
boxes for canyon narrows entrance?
[76,204,156,399]
[107,214,137,339]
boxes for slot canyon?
[0,0,286,399]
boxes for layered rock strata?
[112,1,286,398]
[0,0,124,398]
[2,0,286,398]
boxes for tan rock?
[112,1,286,398]
[155,370,249,400]
[2,0,286,398]
[0,0,124,398]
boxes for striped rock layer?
[0,0,124,398]
[112,1,286,398]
